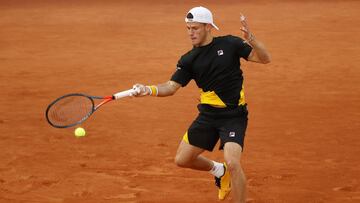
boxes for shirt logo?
[229,132,235,137]
[217,50,224,56]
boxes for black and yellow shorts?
[183,104,248,151]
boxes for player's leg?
[224,142,246,203]
[175,115,224,175]
[174,140,212,171]
[216,106,248,201]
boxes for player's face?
[186,22,210,47]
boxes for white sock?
[209,161,225,178]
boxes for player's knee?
[174,154,191,168]
[225,159,242,174]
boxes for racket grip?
[113,88,139,100]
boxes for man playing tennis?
[133,6,270,203]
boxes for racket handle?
[113,88,140,100]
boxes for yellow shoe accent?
[215,163,231,200]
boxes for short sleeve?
[228,35,253,60]
[170,58,192,87]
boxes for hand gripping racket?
[45,88,139,128]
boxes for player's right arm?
[132,80,181,97]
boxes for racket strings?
[47,95,94,127]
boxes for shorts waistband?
[197,104,248,118]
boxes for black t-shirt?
[171,35,252,108]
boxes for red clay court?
[0,0,359,202]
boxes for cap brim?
[211,23,219,30]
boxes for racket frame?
[45,88,138,128]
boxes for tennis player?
[132,6,270,203]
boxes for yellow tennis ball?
[74,127,86,137]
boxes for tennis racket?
[45,88,139,128]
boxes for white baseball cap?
[185,6,219,30]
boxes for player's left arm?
[240,14,271,64]
[247,39,271,64]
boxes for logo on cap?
[186,13,194,21]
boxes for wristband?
[146,85,158,96]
